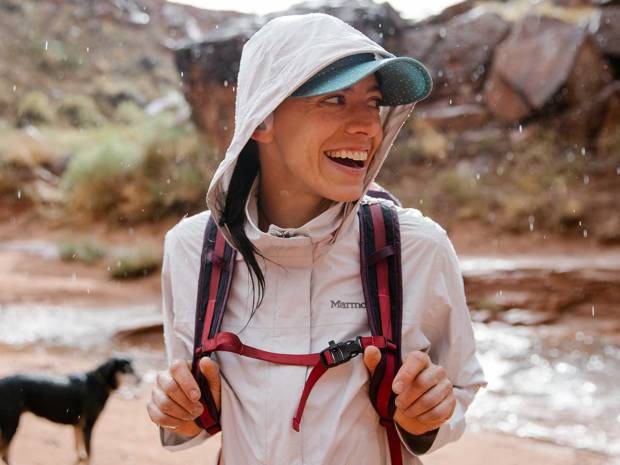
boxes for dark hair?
[220,139,265,313]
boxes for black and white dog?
[0,357,135,465]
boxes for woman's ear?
[251,113,274,143]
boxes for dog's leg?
[73,425,87,463]
[82,422,94,465]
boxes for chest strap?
[195,331,396,432]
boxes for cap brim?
[292,55,433,106]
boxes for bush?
[107,245,161,279]
[58,94,105,128]
[17,91,54,126]
[62,138,148,219]
[60,118,218,222]
[58,237,107,264]
[114,101,145,124]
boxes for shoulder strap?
[191,216,236,433]
[358,201,404,465]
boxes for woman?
[147,13,485,465]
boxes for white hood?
[206,13,417,246]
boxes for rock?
[484,15,613,122]
[401,10,510,101]
[590,5,620,56]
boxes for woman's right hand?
[147,357,221,437]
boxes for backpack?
[191,184,406,465]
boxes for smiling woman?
[148,12,486,465]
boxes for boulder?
[400,10,511,101]
[484,15,613,122]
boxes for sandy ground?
[0,210,616,465]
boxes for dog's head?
[96,357,136,390]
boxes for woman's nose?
[344,107,382,138]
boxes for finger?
[152,386,201,421]
[147,399,189,429]
[363,346,382,377]
[395,365,445,410]
[157,370,203,416]
[169,360,201,401]
[416,393,456,424]
[400,378,453,418]
[199,357,221,408]
[392,351,430,394]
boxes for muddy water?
[468,322,619,459]
[0,304,618,459]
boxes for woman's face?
[261,74,384,203]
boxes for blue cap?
[291,53,433,106]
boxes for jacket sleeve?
[396,214,486,456]
[159,230,210,451]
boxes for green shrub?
[58,237,107,264]
[62,138,147,219]
[108,245,161,279]
[17,91,54,126]
[114,101,145,124]
[58,95,105,128]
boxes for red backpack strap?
[191,215,236,433]
[358,201,404,465]
[367,181,402,207]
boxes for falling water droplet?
[583,229,588,238]
[12,84,16,92]
[223,80,229,87]
[16,190,21,199]
[583,175,589,185]
[44,40,48,51]
[518,124,523,133]
[591,305,595,317]
[528,215,535,231]
[581,147,586,156]
[476,173,480,181]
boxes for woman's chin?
[321,185,366,203]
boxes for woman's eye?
[369,98,381,108]
[323,95,345,105]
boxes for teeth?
[325,150,368,161]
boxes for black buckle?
[320,337,363,368]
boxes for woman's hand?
[147,358,221,437]
[363,347,456,435]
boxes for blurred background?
[0,0,618,464]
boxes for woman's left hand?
[363,346,456,435]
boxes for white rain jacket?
[160,13,486,465]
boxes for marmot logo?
[330,300,366,309]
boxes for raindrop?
[475,173,480,181]
[616,166,619,175]
[449,99,452,105]
[583,229,588,238]
[581,147,586,156]
[12,84,16,92]
[566,151,575,162]
[591,305,595,317]
[86,46,90,53]
[44,40,48,51]
[528,215,535,231]
[496,166,504,176]
[223,80,229,87]
[419,199,424,205]
[16,190,21,199]
[518,124,523,133]
[506,152,514,161]
[583,175,589,185]
[180,71,184,78]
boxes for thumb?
[199,357,221,411]
[363,345,382,377]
